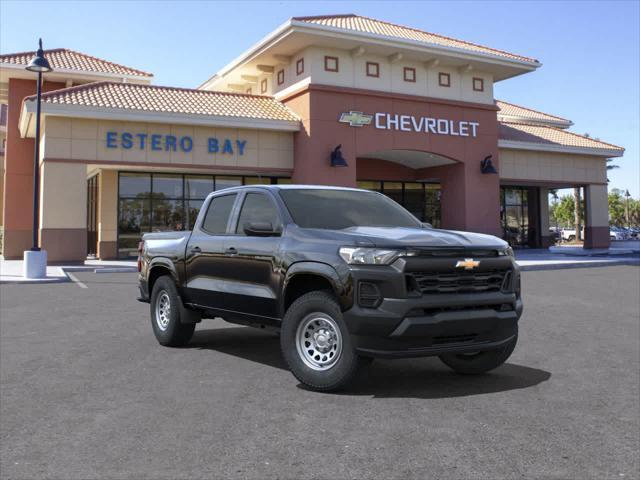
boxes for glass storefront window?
[117,173,290,257]
[215,176,242,191]
[501,187,532,247]
[357,180,441,226]
[119,173,151,197]
[152,174,183,198]
[185,176,214,199]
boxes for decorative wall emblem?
[338,111,374,127]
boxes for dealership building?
[0,14,624,261]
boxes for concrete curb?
[519,259,640,272]
[95,267,138,273]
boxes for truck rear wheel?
[150,276,195,347]
[280,291,368,392]
[438,332,517,375]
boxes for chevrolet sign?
[338,111,373,127]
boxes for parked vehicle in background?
[610,227,629,241]
[137,185,522,391]
[561,228,584,242]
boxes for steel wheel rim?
[295,313,343,371]
[155,291,171,332]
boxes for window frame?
[232,190,283,235]
[472,77,484,92]
[296,58,304,75]
[438,72,451,87]
[199,193,239,236]
[366,61,380,78]
[277,69,284,85]
[260,78,268,94]
[324,55,339,72]
[403,67,416,83]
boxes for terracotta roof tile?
[293,14,538,64]
[0,48,152,77]
[496,100,571,126]
[499,122,623,153]
[27,81,299,122]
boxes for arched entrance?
[356,150,459,226]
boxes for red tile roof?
[497,100,572,127]
[293,14,539,64]
[26,81,299,122]
[0,48,152,78]
[499,122,624,154]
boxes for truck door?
[184,193,238,309]
[219,191,283,320]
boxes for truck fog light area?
[358,282,382,308]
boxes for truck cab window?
[201,194,237,234]
[236,193,280,233]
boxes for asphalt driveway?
[1,266,638,479]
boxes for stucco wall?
[42,117,294,172]
[273,46,494,105]
[499,148,607,184]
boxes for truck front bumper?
[343,291,522,359]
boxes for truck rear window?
[279,189,420,230]
[201,194,237,234]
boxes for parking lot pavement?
[1,266,638,479]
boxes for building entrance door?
[87,175,99,257]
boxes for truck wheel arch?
[281,262,350,316]
[148,259,179,294]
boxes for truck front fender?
[281,261,352,316]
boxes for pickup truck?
[138,185,522,392]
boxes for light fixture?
[480,154,497,174]
[26,39,53,73]
[330,144,348,167]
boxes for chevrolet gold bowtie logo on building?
[455,258,480,270]
[339,111,373,127]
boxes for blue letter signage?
[106,131,247,155]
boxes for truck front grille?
[410,269,511,295]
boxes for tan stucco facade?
[42,117,294,171]
[498,148,607,185]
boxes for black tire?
[439,331,518,375]
[280,290,368,392]
[150,276,195,347]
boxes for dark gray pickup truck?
[137,185,522,391]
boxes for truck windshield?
[278,189,421,230]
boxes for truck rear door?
[184,192,238,309]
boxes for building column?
[539,187,553,247]
[2,78,66,259]
[39,161,87,262]
[425,161,502,236]
[584,184,610,249]
[98,170,118,259]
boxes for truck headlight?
[339,247,401,265]
[498,247,514,257]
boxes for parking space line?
[66,272,88,289]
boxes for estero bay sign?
[105,131,248,155]
[339,111,480,137]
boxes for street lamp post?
[625,189,631,229]
[23,39,52,279]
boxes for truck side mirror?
[244,222,280,237]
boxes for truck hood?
[297,226,508,249]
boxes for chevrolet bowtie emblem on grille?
[455,258,480,270]
[338,111,373,127]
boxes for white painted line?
[66,272,88,289]
[95,267,137,273]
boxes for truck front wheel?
[280,291,368,392]
[150,276,195,347]
[438,332,517,375]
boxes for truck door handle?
[190,246,201,254]
[225,247,238,255]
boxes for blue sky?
[2,0,638,196]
